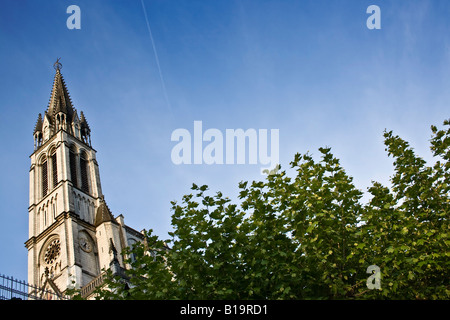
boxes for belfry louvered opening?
[51,151,58,188]
[80,153,89,193]
[69,148,77,188]
[42,159,48,197]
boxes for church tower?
[25,60,144,298]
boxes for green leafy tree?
[358,122,450,299]
[70,120,449,300]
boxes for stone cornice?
[30,129,96,158]
[25,211,79,248]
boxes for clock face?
[79,237,92,253]
[44,239,61,264]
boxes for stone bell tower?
[25,60,144,298]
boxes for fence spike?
[0,273,67,300]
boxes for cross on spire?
[53,58,62,72]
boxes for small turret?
[33,113,43,150]
[80,111,91,146]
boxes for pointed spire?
[33,113,43,134]
[33,113,44,150]
[79,110,92,146]
[47,59,75,125]
[33,60,93,150]
[80,111,90,131]
[54,93,68,114]
[109,238,123,276]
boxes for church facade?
[24,60,144,298]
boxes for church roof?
[94,199,116,227]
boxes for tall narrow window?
[42,159,48,197]
[69,149,77,188]
[80,154,89,193]
[51,151,58,188]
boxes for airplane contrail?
[140,0,173,115]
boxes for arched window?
[51,149,58,188]
[128,239,137,263]
[69,147,77,188]
[43,126,48,141]
[89,201,95,224]
[42,158,48,197]
[80,152,89,193]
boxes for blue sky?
[0,0,449,282]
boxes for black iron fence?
[0,274,68,300]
